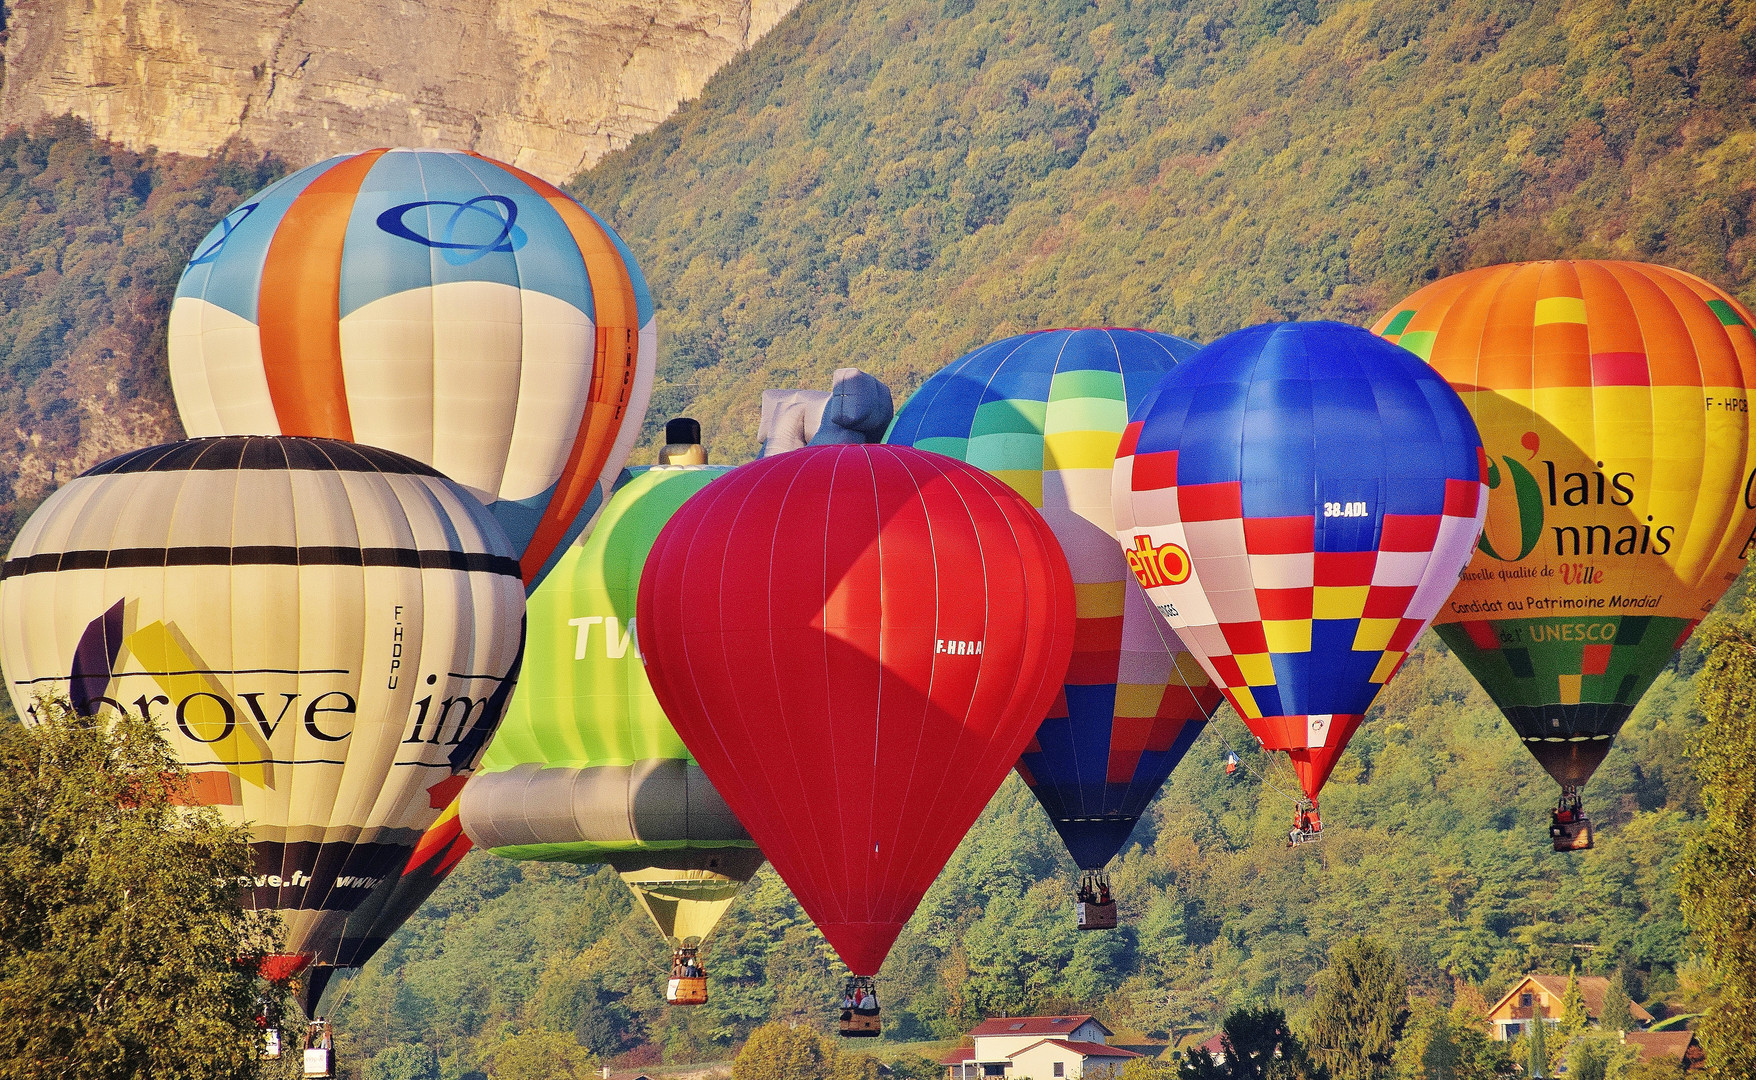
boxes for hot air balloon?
[1374,261,1756,849]
[886,328,1221,928]
[167,147,655,588]
[297,424,720,1012]
[0,436,527,974]
[637,444,1075,1034]
[1112,322,1486,841]
[459,433,761,1007]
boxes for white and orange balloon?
[168,147,655,587]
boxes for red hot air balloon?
[637,444,1074,1031]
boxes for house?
[1622,1031,1703,1072]
[1484,975,1652,1041]
[1194,1034,1226,1064]
[940,1015,1140,1080]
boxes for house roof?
[1199,1034,1226,1055]
[1486,975,1653,1024]
[971,1015,1110,1038]
[939,1047,976,1065]
[1005,1040,1142,1061]
[1623,1031,1695,1063]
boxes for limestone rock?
[0,0,800,179]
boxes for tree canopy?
[0,702,281,1080]
[1305,938,1409,1080]
[730,1021,880,1080]
[1678,598,1756,1078]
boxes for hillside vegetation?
[570,0,1756,461]
[0,0,1752,1073]
[0,119,282,534]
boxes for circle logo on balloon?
[187,202,259,265]
[375,195,527,265]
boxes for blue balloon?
[1114,321,1486,805]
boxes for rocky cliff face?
[0,0,799,179]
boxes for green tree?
[363,1043,440,1080]
[887,1053,947,1080]
[1305,938,1409,1080]
[1526,1001,1549,1080]
[1558,1032,1631,1080]
[1678,604,1756,1079]
[1447,998,1514,1080]
[1391,1002,1458,1080]
[1184,1006,1326,1080]
[0,702,280,1080]
[1559,974,1589,1037]
[1121,1057,1182,1080]
[484,1030,596,1080]
[1598,970,1636,1035]
[731,1022,879,1080]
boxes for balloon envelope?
[0,437,527,960]
[1112,322,1486,803]
[1374,261,1756,786]
[887,328,1221,869]
[168,147,655,588]
[459,465,762,948]
[637,444,1076,975]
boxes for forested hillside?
[0,120,282,535]
[572,0,1756,461]
[0,0,1752,1074]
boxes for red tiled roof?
[939,1048,976,1065]
[1623,1031,1695,1063]
[1199,1034,1226,1054]
[970,1015,1109,1038]
[1006,1040,1141,1060]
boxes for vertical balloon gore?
[637,445,1076,976]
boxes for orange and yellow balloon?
[1375,260,1756,805]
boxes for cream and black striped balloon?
[0,436,526,962]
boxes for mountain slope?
[0,0,804,179]
[571,0,1756,461]
[0,121,282,534]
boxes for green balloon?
[460,465,761,946]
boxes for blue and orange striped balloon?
[168,148,655,589]
[1112,323,1486,806]
[888,329,1222,870]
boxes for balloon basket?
[1077,900,1118,931]
[1550,788,1594,852]
[667,977,708,1006]
[1288,801,1323,847]
[838,976,881,1038]
[667,947,709,1006]
[1075,870,1116,930]
[302,1021,334,1078]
